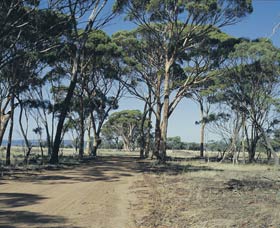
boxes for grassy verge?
[133,160,280,228]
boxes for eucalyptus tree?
[0,0,32,144]
[75,30,124,157]
[115,0,253,159]
[1,41,53,165]
[0,50,41,165]
[116,27,239,159]
[0,0,40,69]
[217,39,280,164]
[0,81,10,147]
[102,110,150,151]
[0,2,51,146]
[190,80,215,157]
[0,2,71,165]
[113,29,161,158]
[47,0,120,163]
[26,84,56,157]
[85,86,123,156]
[186,34,239,158]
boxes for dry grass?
[133,159,280,228]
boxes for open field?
[133,159,280,228]
[1,150,280,227]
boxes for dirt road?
[0,156,143,228]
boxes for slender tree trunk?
[0,98,11,146]
[198,101,205,158]
[140,102,148,159]
[245,125,253,162]
[247,126,258,163]
[18,103,32,164]
[51,110,55,155]
[92,132,101,157]
[241,115,246,164]
[0,113,10,147]
[50,56,80,164]
[6,95,14,166]
[86,117,92,156]
[123,143,129,151]
[152,71,163,159]
[153,112,161,159]
[245,118,258,163]
[41,100,53,157]
[145,105,153,158]
[39,134,44,165]
[92,139,97,157]
[160,61,172,160]
[75,138,78,154]
[232,126,238,164]
[45,124,52,156]
[78,96,85,159]
[90,112,105,157]
[123,137,130,151]
[232,112,242,164]
[249,141,257,163]
[259,126,279,166]
[200,122,206,158]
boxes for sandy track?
[0,156,143,228]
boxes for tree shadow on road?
[0,155,223,184]
[0,193,47,208]
[0,193,79,228]
[0,210,78,228]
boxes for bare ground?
[1,153,280,228]
[0,156,144,228]
[133,159,280,228]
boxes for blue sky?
[103,0,280,143]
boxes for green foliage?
[208,38,280,160]
[102,110,150,151]
[207,140,228,152]
[115,0,252,23]
[104,110,143,129]
[216,39,280,112]
[167,136,186,150]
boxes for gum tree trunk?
[153,104,161,159]
[0,113,10,147]
[6,95,14,166]
[139,102,148,159]
[241,115,246,164]
[92,132,101,157]
[145,105,153,158]
[86,117,92,156]
[259,125,279,166]
[200,122,206,158]
[18,102,32,164]
[159,59,173,160]
[78,95,85,159]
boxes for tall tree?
[115,0,253,160]
[190,80,215,158]
[216,39,280,164]
[0,2,70,160]
[49,0,116,163]
[80,30,124,157]
[113,29,160,158]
